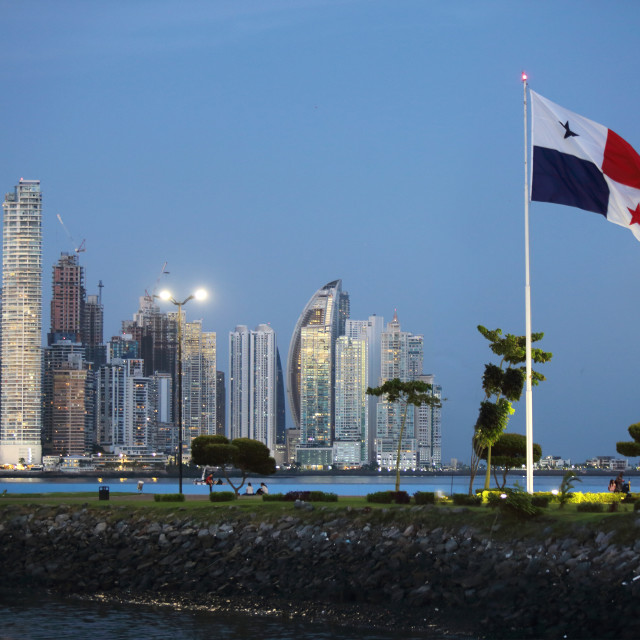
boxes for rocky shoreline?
[1,502,639,639]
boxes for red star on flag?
[628,203,640,226]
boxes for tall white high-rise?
[334,333,367,466]
[1,179,43,465]
[343,315,384,464]
[375,310,424,470]
[416,373,443,469]
[229,325,250,440]
[229,324,277,452]
[96,358,150,452]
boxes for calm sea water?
[0,590,474,640]
[0,473,622,496]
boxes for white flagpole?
[523,72,534,494]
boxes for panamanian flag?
[531,90,640,241]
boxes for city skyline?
[2,2,640,464]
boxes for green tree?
[366,379,442,492]
[190,435,276,497]
[470,326,552,494]
[480,432,542,489]
[616,423,640,460]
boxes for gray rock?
[94,522,108,535]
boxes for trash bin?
[98,486,110,501]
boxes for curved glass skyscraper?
[286,280,349,449]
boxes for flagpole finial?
[521,71,528,83]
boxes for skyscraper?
[123,295,177,378]
[51,363,89,456]
[42,341,89,455]
[334,333,368,466]
[229,324,277,452]
[83,293,106,367]
[416,373,443,469]
[97,358,149,452]
[375,310,424,470]
[49,252,84,344]
[343,315,384,464]
[287,280,349,467]
[1,179,43,465]
[44,252,93,456]
[229,325,250,440]
[181,319,216,451]
[275,349,285,445]
[148,372,173,453]
[215,371,226,436]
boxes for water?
[0,472,624,496]
[0,590,471,639]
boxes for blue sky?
[2,0,640,464]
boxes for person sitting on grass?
[256,482,268,495]
[244,482,254,496]
[614,472,626,493]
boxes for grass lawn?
[1,490,638,546]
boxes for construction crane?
[56,214,86,255]
[144,261,169,303]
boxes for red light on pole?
[522,71,528,82]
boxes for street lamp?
[158,288,207,494]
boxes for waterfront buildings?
[416,373,442,469]
[1,179,43,465]
[334,332,368,466]
[375,311,424,470]
[181,318,217,451]
[216,371,226,436]
[148,372,174,453]
[42,341,92,455]
[83,293,106,367]
[49,253,84,344]
[229,323,277,452]
[43,253,96,457]
[339,315,384,465]
[122,295,177,379]
[96,357,150,453]
[287,280,349,466]
[0,194,443,469]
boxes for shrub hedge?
[366,490,410,504]
[531,495,550,508]
[413,491,436,505]
[569,492,626,504]
[209,491,236,502]
[479,490,506,505]
[153,493,186,502]
[452,493,482,507]
[486,488,542,520]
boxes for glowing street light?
[157,287,208,494]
